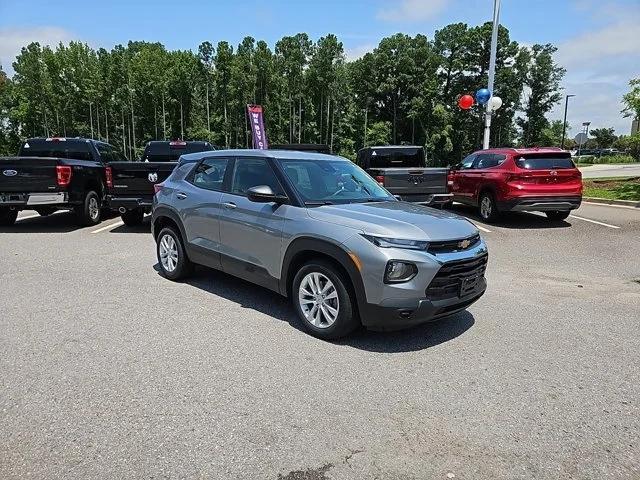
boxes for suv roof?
[178,149,345,164]
[478,147,567,155]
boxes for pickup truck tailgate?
[377,167,449,196]
[109,162,176,196]
[0,157,60,192]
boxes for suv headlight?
[361,234,428,250]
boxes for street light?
[560,94,575,149]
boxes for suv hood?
[307,201,478,241]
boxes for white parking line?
[90,220,124,234]
[583,201,639,210]
[569,214,620,229]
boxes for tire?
[156,226,193,281]
[478,191,500,223]
[292,259,359,340]
[546,210,570,221]
[75,190,101,226]
[36,207,55,216]
[0,207,18,226]
[121,208,144,226]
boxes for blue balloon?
[475,88,491,105]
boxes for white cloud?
[0,26,76,76]
[344,44,376,61]
[377,0,450,22]
[549,4,640,136]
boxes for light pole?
[89,102,94,139]
[482,0,501,149]
[560,94,575,149]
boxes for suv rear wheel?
[478,191,499,223]
[292,260,359,340]
[0,207,18,226]
[75,190,101,226]
[121,208,144,226]
[156,227,193,280]
[546,210,570,221]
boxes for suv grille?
[427,234,480,254]
[426,253,488,301]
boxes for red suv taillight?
[105,166,113,188]
[374,175,385,186]
[56,165,72,187]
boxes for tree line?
[0,22,615,164]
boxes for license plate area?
[459,274,481,297]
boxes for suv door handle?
[222,202,237,209]
[176,192,187,199]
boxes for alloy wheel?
[159,234,179,273]
[88,197,100,221]
[480,196,492,219]
[298,272,340,328]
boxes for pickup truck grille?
[427,234,480,254]
[426,253,488,301]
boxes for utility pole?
[561,94,575,149]
[482,0,501,149]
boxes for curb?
[583,197,640,208]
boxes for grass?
[582,177,640,201]
[574,154,638,166]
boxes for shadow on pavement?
[447,204,571,230]
[1,211,85,233]
[109,218,151,234]
[155,263,475,353]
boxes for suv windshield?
[515,155,575,170]
[277,158,394,204]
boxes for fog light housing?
[384,261,418,283]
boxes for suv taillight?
[105,167,113,188]
[374,175,385,186]
[56,165,72,186]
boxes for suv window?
[191,158,230,191]
[476,153,506,169]
[515,155,575,170]
[230,158,284,196]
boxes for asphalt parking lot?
[1,203,639,479]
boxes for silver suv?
[151,150,488,339]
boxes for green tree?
[622,78,640,121]
[590,127,617,148]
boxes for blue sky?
[1,0,638,135]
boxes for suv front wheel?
[292,260,359,340]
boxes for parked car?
[355,146,452,206]
[0,137,123,226]
[106,140,214,225]
[447,147,582,222]
[152,149,487,339]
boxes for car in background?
[106,140,214,225]
[356,145,452,206]
[447,147,582,222]
[152,149,487,340]
[0,137,121,226]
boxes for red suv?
[448,148,582,222]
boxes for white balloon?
[489,96,503,111]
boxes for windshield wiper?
[305,201,334,206]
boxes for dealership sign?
[247,104,268,150]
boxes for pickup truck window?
[19,140,93,161]
[369,150,424,169]
[191,158,229,192]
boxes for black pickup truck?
[106,140,214,225]
[356,146,451,206]
[0,137,125,226]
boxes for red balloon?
[458,94,474,110]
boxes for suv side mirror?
[247,185,288,204]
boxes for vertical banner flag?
[247,104,268,149]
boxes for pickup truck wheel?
[478,192,499,223]
[0,207,18,226]
[75,191,101,226]
[156,227,193,280]
[293,260,359,340]
[546,210,570,221]
[121,209,144,226]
